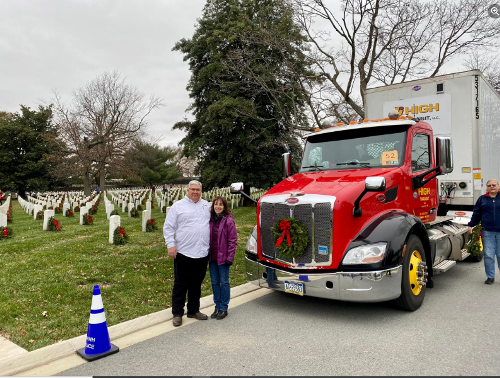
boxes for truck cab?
[237,116,468,311]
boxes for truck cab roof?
[304,119,416,139]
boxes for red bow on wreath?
[119,228,125,238]
[150,219,154,225]
[3,228,8,237]
[54,219,61,230]
[275,219,291,247]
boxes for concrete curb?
[0,282,260,376]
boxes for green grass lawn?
[0,197,256,351]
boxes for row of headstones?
[154,186,266,208]
[107,189,153,217]
[18,193,101,230]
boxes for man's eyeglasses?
[487,184,497,187]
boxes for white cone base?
[77,344,119,361]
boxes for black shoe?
[485,278,495,285]
[210,309,219,319]
[216,310,228,320]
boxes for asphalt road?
[60,260,500,376]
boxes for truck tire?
[395,235,427,311]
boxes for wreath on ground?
[130,207,139,218]
[82,215,93,225]
[1,227,13,239]
[113,226,129,245]
[89,205,98,215]
[271,218,309,259]
[36,210,44,220]
[48,216,62,231]
[467,224,483,257]
[137,204,143,211]
[55,206,62,214]
[110,209,119,216]
[65,209,74,217]
[146,218,157,232]
[162,206,166,213]
[7,210,12,222]
[74,206,80,212]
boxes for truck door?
[408,129,438,223]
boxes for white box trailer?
[364,70,500,209]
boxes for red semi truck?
[232,114,475,311]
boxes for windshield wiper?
[336,161,370,168]
[301,165,324,171]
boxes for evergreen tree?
[123,140,181,187]
[173,0,310,195]
[0,106,59,196]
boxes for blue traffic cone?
[77,285,119,361]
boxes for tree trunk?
[99,166,106,191]
[83,173,91,196]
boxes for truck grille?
[260,202,332,265]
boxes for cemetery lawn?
[0,198,256,351]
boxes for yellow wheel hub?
[409,251,423,295]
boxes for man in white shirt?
[163,180,211,327]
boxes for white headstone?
[146,201,151,211]
[135,200,140,209]
[0,213,7,228]
[122,201,127,213]
[43,210,55,231]
[165,206,170,217]
[106,203,115,220]
[142,209,151,232]
[33,204,43,220]
[128,203,134,217]
[109,215,121,244]
[80,208,89,225]
[160,200,165,212]
[63,203,70,217]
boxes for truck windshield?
[300,126,407,172]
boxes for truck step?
[433,259,456,274]
[461,249,470,260]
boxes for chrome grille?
[294,204,313,264]
[260,202,276,259]
[275,203,293,263]
[313,203,332,263]
[259,201,332,265]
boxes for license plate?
[284,281,304,296]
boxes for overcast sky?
[0,0,206,147]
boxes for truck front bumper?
[245,256,402,303]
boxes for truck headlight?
[245,226,258,255]
[343,243,387,264]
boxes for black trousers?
[172,253,209,317]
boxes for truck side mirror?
[353,177,386,217]
[436,137,453,174]
[365,177,386,191]
[230,182,244,194]
[283,153,291,178]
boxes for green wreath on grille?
[467,224,483,257]
[271,217,309,259]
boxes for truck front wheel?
[395,235,427,311]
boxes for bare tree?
[53,72,163,194]
[291,0,499,120]
[463,50,500,93]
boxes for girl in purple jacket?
[209,196,238,320]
